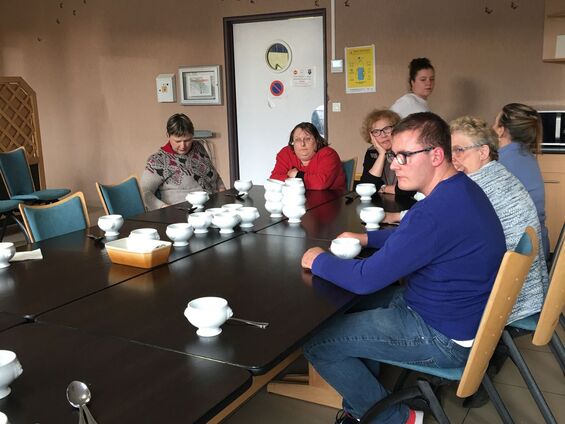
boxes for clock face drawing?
[266,41,292,73]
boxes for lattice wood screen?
[0,76,45,188]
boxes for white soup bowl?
[238,207,260,228]
[360,207,385,230]
[356,183,377,201]
[127,228,160,250]
[264,178,285,192]
[282,205,306,224]
[185,191,209,209]
[0,350,22,399]
[265,201,284,218]
[234,179,253,195]
[97,214,124,237]
[330,238,362,259]
[188,212,212,234]
[166,223,194,247]
[184,297,233,337]
[0,243,15,269]
[212,211,239,234]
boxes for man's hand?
[301,247,325,270]
[336,232,368,247]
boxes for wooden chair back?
[341,158,357,192]
[533,223,565,346]
[95,175,145,218]
[457,226,538,398]
[19,192,90,243]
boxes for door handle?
[543,180,560,184]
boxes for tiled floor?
[6,211,563,423]
[225,328,565,423]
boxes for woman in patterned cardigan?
[141,113,225,210]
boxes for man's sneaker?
[406,409,424,424]
[335,409,359,423]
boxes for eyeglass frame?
[386,146,435,165]
[369,125,394,138]
[290,136,316,146]
[452,144,483,156]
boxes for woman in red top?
[270,122,346,190]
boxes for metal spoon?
[228,317,269,329]
[86,234,104,242]
[66,381,99,424]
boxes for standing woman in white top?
[390,58,435,118]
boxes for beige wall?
[1,0,564,206]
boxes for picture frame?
[179,65,222,105]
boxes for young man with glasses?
[301,112,506,424]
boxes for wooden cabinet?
[543,0,565,62]
[538,154,565,252]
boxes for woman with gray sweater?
[450,116,548,323]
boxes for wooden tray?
[105,238,171,269]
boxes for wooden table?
[0,313,26,332]
[128,186,347,230]
[0,323,251,423]
[258,192,415,241]
[38,233,357,375]
[1,219,244,318]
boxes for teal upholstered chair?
[498,222,565,424]
[96,175,145,219]
[19,192,90,243]
[0,147,70,203]
[0,199,29,242]
[341,158,357,192]
[360,227,537,424]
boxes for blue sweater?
[498,142,549,257]
[312,172,506,340]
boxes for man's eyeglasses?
[452,144,482,156]
[369,126,394,138]
[386,146,434,165]
[291,136,315,146]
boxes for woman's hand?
[287,168,299,178]
[378,184,396,195]
[301,247,325,270]
[336,232,368,247]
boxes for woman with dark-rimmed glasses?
[359,109,415,196]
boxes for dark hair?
[393,112,452,161]
[360,109,401,144]
[498,103,542,153]
[166,113,194,137]
[288,122,328,151]
[409,57,434,86]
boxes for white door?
[233,16,325,183]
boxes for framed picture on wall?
[179,65,222,105]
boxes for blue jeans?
[303,286,470,424]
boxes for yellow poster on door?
[345,45,376,94]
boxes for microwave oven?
[538,110,565,153]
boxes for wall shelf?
[543,1,565,62]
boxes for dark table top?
[38,233,357,375]
[128,186,347,231]
[257,192,416,241]
[2,220,243,318]
[0,312,27,332]
[0,323,251,423]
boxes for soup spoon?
[66,381,99,424]
[228,317,269,329]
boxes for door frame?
[223,9,327,184]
